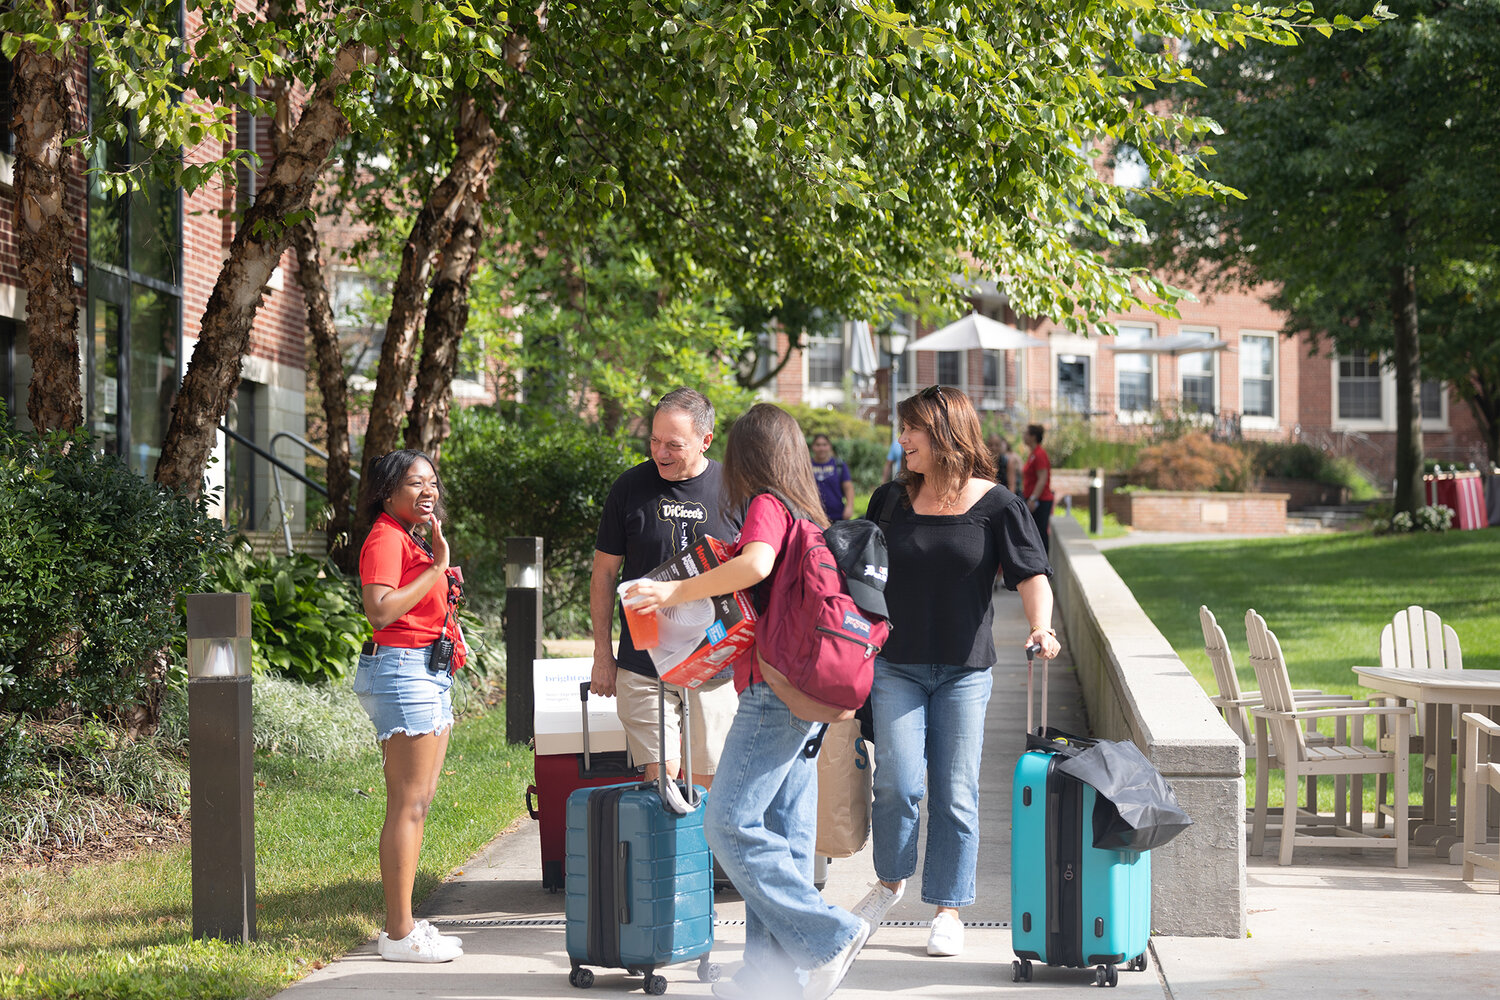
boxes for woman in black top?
[850,386,1060,959]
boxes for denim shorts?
[352,644,455,742]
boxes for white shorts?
[615,670,738,774]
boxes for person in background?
[590,388,741,790]
[853,386,1060,959]
[356,450,469,963]
[986,432,1021,494]
[1022,422,1054,543]
[881,437,903,483]
[627,403,872,1000]
[810,433,855,522]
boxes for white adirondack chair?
[1460,712,1500,887]
[1245,609,1413,867]
[1375,606,1463,829]
[1199,606,1355,827]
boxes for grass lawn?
[0,707,533,1000]
[1106,528,1500,810]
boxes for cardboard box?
[532,657,628,756]
[643,537,758,689]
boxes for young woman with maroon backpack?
[625,403,871,1000]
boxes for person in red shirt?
[627,404,871,1000]
[355,450,467,964]
[1022,422,1054,544]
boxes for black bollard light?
[506,537,544,745]
[186,592,255,943]
[1089,467,1105,536]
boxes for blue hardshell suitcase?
[563,683,718,993]
[1010,646,1150,988]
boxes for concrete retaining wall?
[1051,517,1247,938]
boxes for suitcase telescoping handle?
[578,680,597,772]
[657,681,701,813]
[1024,641,1046,737]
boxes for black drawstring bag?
[1027,728,1194,852]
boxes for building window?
[1338,352,1382,421]
[936,350,960,387]
[1420,379,1443,421]
[1115,326,1154,412]
[1240,334,1275,419]
[1,316,31,432]
[1,52,14,158]
[85,41,183,478]
[806,334,842,387]
[1180,351,1216,414]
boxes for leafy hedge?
[0,417,226,718]
[204,544,370,684]
[1127,432,1253,492]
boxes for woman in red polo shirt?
[356,450,467,963]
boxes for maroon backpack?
[754,496,891,722]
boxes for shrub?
[1126,432,1253,492]
[0,417,227,718]
[443,407,639,636]
[1251,441,1380,500]
[157,674,372,761]
[1373,504,1454,535]
[203,543,370,685]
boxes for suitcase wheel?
[696,958,720,983]
[1128,952,1149,973]
[644,973,667,995]
[1093,964,1118,988]
[568,966,594,989]
[1011,959,1034,982]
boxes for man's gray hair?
[654,387,716,437]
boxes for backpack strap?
[873,482,902,534]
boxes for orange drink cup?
[618,580,660,650]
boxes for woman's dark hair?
[363,450,446,523]
[1026,423,1045,444]
[810,432,836,453]
[722,403,830,528]
[896,385,995,506]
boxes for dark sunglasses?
[919,384,951,423]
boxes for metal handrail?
[217,424,357,556]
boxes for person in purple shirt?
[810,433,855,522]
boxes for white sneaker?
[377,922,463,963]
[801,921,871,1000]
[412,919,463,949]
[849,881,904,939]
[926,911,964,957]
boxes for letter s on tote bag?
[814,719,873,858]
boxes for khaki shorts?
[615,669,738,775]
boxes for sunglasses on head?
[919,384,950,422]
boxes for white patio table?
[1353,665,1500,863]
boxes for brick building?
[1,16,309,533]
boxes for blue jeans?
[705,683,863,985]
[870,658,994,907]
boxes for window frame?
[1238,331,1278,429]
[1113,323,1156,420]
[1177,325,1219,417]
[1333,353,1449,432]
[805,332,844,388]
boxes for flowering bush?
[1376,504,1454,535]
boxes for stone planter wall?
[1106,490,1289,534]
[1257,477,1351,511]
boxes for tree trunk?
[1389,261,1423,516]
[406,188,486,461]
[1462,375,1500,469]
[154,42,376,496]
[11,8,83,433]
[290,217,356,568]
[354,95,499,533]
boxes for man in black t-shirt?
[591,388,741,790]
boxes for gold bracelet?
[1029,625,1056,636]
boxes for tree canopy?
[1123,0,1499,511]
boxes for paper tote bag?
[814,719,873,858]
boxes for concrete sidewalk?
[272,590,1499,1000]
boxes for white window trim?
[0,151,14,191]
[804,331,844,389]
[1238,330,1279,431]
[1114,323,1156,422]
[1177,325,1220,417]
[1331,355,1450,432]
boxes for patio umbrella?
[1104,332,1232,356]
[849,320,879,380]
[906,312,1048,352]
